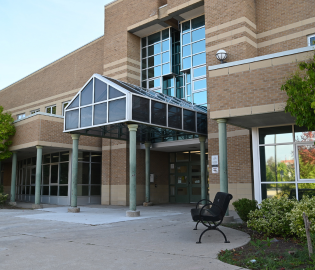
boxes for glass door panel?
[175,162,189,203]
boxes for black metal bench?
[191,192,233,244]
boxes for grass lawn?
[219,223,315,269]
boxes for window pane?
[148,32,160,45]
[294,126,315,142]
[192,27,205,42]
[77,185,89,196]
[91,153,102,163]
[183,109,195,132]
[183,57,191,69]
[298,183,315,200]
[148,54,161,67]
[51,153,59,163]
[94,102,107,125]
[91,185,101,195]
[162,29,169,40]
[43,165,50,185]
[52,106,56,115]
[59,186,68,196]
[148,78,160,89]
[192,40,205,54]
[94,78,107,103]
[81,80,93,106]
[193,91,207,105]
[132,96,149,122]
[182,33,190,45]
[148,66,161,78]
[151,101,166,126]
[46,107,51,114]
[109,86,125,99]
[192,15,205,29]
[183,45,191,57]
[59,163,68,184]
[65,110,79,130]
[168,105,182,129]
[91,163,101,184]
[310,36,315,46]
[193,66,206,78]
[260,145,295,182]
[192,52,206,67]
[261,183,295,200]
[194,79,206,90]
[148,43,161,56]
[80,106,92,128]
[78,163,89,184]
[298,145,315,179]
[182,21,190,33]
[162,52,170,63]
[177,152,189,161]
[197,113,207,134]
[162,40,169,51]
[50,186,58,196]
[60,151,69,162]
[162,63,170,75]
[141,37,146,47]
[79,152,90,162]
[51,165,58,183]
[108,98,126,122]
[259,126,293,144]
[43,154,50,164]
[142,47,146,58]
[42,186,49,196]
[67,96,79,109]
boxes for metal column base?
[68,207,80,213]
[126,210,140,217]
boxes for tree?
[281,53,315,131]
[0,106,16,160]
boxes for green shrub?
[0,193,8,204]
[287,196,315,239]
[232,198,258,222]
[247,197,297,237]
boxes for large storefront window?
[256,125,315,201]
[16,151,102,204]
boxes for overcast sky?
[0,0,113,90]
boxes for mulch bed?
[220,223,315,269]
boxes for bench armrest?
[195,199,212,209]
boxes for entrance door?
[175,163,189,203]
[190,163,202,203]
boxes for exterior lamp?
[216,49,227,64]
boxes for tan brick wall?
[256,0,315,33]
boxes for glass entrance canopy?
[63,74,207,141]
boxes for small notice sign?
[171,164,174,169]
[212,167,219,174]
[211,155,218,165]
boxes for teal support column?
[145,142,151,203]
[10,151,17,204]
[127,124,140,217]
[217,119,229,216]
[69,134,80,213]
[34,146,43,207]
[199,136,207,204]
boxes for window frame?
[17,113,26,120]
[308,34,315,46]
[45,105,57,115]
[30,109,40,114]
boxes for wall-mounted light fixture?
[216,49,227,64]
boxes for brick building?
[0,0,315,211]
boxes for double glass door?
[175,162,204,203]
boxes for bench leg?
[196,228,209,244]
[216,228,230,243]
[193,220,200,230]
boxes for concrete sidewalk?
[0,203,249,270]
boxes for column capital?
[36,145,43,149]
[127,124,138,132]
[71,134,80,140]
[144,141,151,147]
[216,118,227,124]
[199,136,206,142]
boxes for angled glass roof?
[64,74,207,141]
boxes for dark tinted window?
[168,105,182,129]
[132,96,149,123]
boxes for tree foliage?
[281,53,315,131]
[0,106,16,160]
